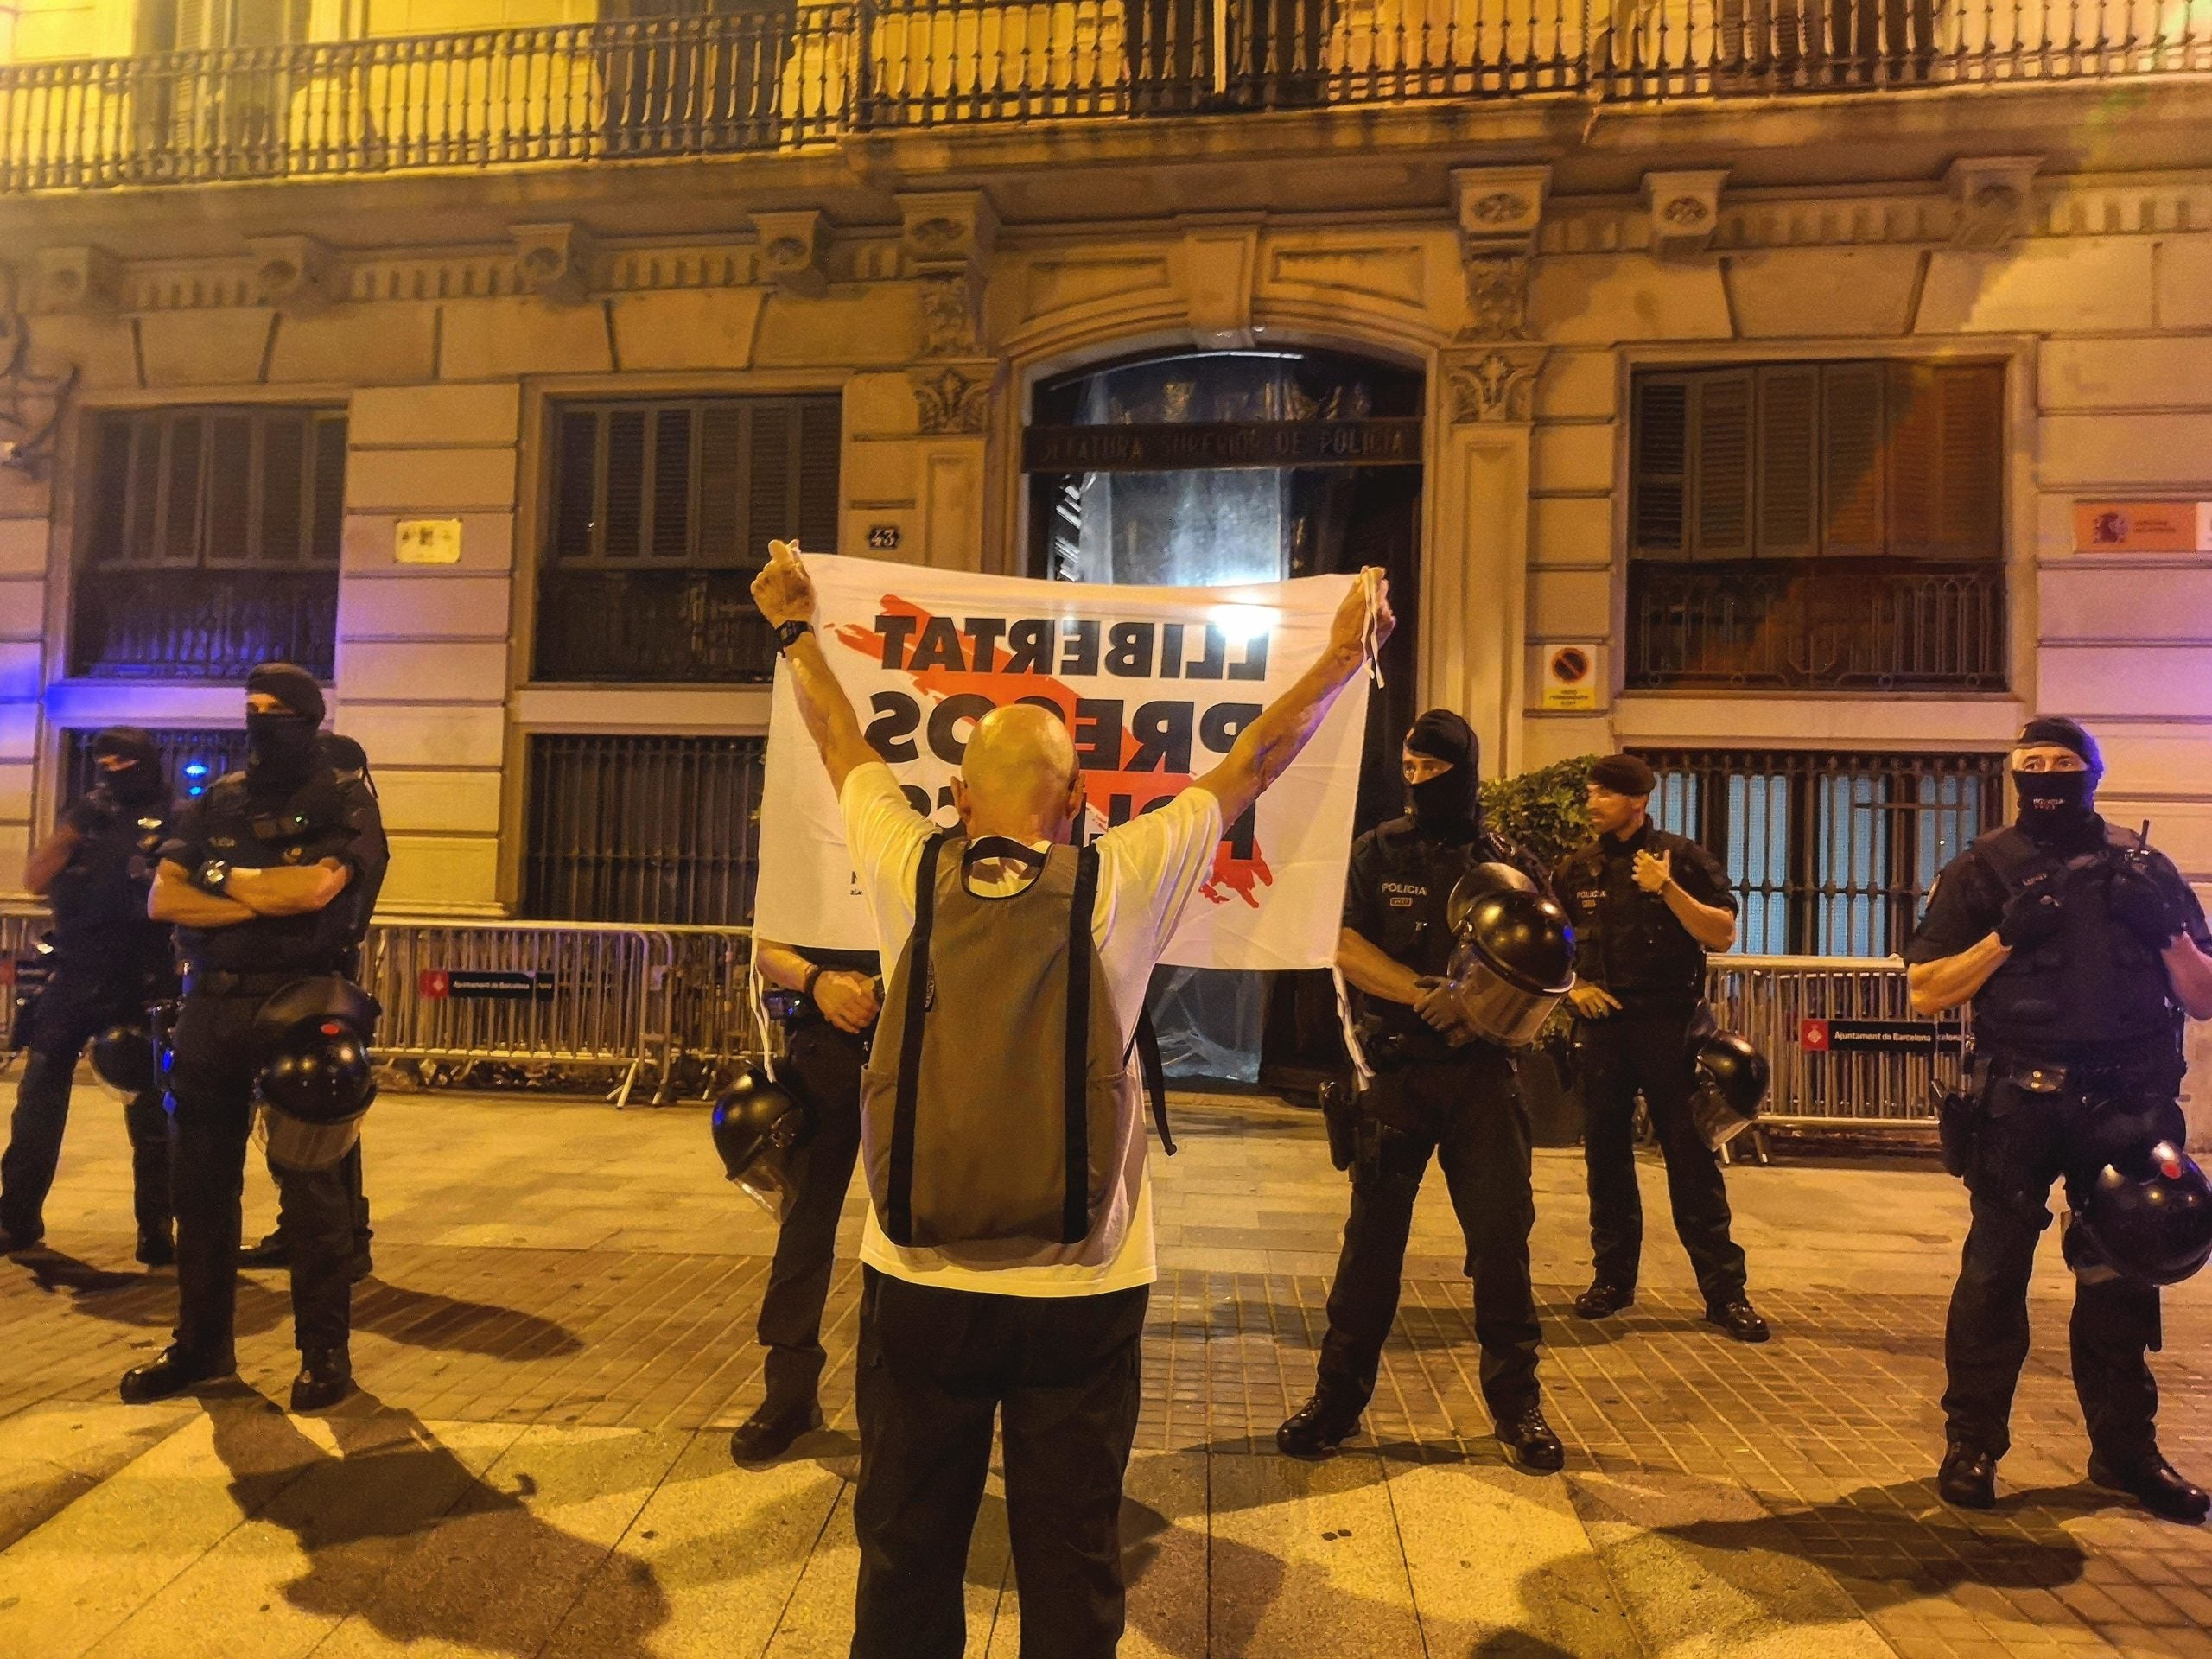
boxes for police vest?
[1351,818,1538,1060]
[1555,828,1709,1005]
[50,786,169,956]
[182,769,368,976]
[1970,823,2179,1056]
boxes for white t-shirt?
[839,761,1225,1297]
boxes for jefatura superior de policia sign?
[753,556,1373,973]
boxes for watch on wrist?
[802,963,823,1001]
[197,859,232,896]
[775,620,814,655]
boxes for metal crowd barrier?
[1706,953,1966,1125]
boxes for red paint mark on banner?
[1799,1018,1830,1052]
[832,597,1276,908]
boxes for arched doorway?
[1023,346,1424,1089]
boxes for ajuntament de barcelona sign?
[1022,418,1425,473]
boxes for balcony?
[1625,559,2007,693]
[1,1,2203,191]
[533,567,779,684]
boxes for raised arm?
[1195,572,1395,826]
[751,540,878,795]
[22,823,79,897]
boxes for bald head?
[955,704,1085,840]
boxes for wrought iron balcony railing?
[70,565,339,679]
[1625,558,2007,692]
[2,1,2203,191]
[533,567,779,684]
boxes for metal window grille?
[74,405,345,678]
[535,394,840,683]
[521,734,766,925]
[61,727,249,807]
[1633,747,2007,957]
[1627,361,2007,692]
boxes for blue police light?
[182,760,210,797]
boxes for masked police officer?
[1555,753,1768,1343]
[121,664,389,1414]
[1905,716,2212,1521]
[1278,710,1563,1471]
[727,938,880,1462]
[0,728,175,1264]
[238,732,378,1283]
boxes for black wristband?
[802,963,823,1000]
[775,620,814,655]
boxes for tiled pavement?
[1,1084,2210,1656]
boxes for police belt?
[183,969,322,1000]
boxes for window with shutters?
[1628,359,2006,691]
[521,734,766,925]
[533,394,842,683]
[73,405,345,679]
[1635,747,2005,957]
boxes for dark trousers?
[1315,1046,1542,1422]
[0,967,170,1243]
[169,992,353,1361]
[758,1020,867,1404]
[252,1140,371,1256]
[1943,1060,2181,1465]
[1577,1008,1748,1307]
[852,1267,1147,1659]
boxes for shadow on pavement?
[38,1260,584,1358]
[206,1386,670,1656]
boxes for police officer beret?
[2016,715,2103,779]
[245,661,326,727]
[1588,753,1657,798]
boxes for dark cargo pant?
[756,1019,868,1405]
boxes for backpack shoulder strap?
[1135,1002,1176,1155]
[886,830,952,1247]
[1062,842,1103,1244]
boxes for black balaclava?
[1405,709,1480,843]
[90,727,166,809]
[245,661,327,791]
[2012,715,2103,849]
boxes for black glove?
[2107,863,2185,950]
[1997,870,2067,951]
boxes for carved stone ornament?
[751,210,830,297]
[909,363,995,435]
[1643,169,1729,255]
[1459,251,1531,342]
[1469,191,1528,225]
[31,245,123,316]
[512,221,596,304]
[918,272,982,358]
[898,192,1000,276]
[1947,155,2042,249]
[1445,346,1547,425]
[248,233,335,313]
[0,283,79,480]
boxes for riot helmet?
[251,976,379,1167]
[2076,1141,2212,1287]
[1440,887,1575,1049]
[1688,1029,1770,1150]
[91,1024,156,1093]
[712,1066,811,1220]
[1446,861,1535,937]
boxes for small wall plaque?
[868,524,902,551]
[395,518,463,564]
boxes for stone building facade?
[0,5,2208,1017]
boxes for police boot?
[1499,1403,1566,1473]
[1704,1297,1771,1344]
[135,1225,175,1268]
[290,1346,353,1413]
[1275,1393,1363,1459]
[2088,1452,2212,1523]
[1572,1281,1635,1319]
[728,1395,824,1464]
[119,1344,235,1404]
[237,1228,289,1268]
[1937,1443,1999,1510]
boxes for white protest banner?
[753,555,1371,971]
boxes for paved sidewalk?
[0,1082,2209,1657]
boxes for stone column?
[899,193,1002,574]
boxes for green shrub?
[1482,754,1600,868]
